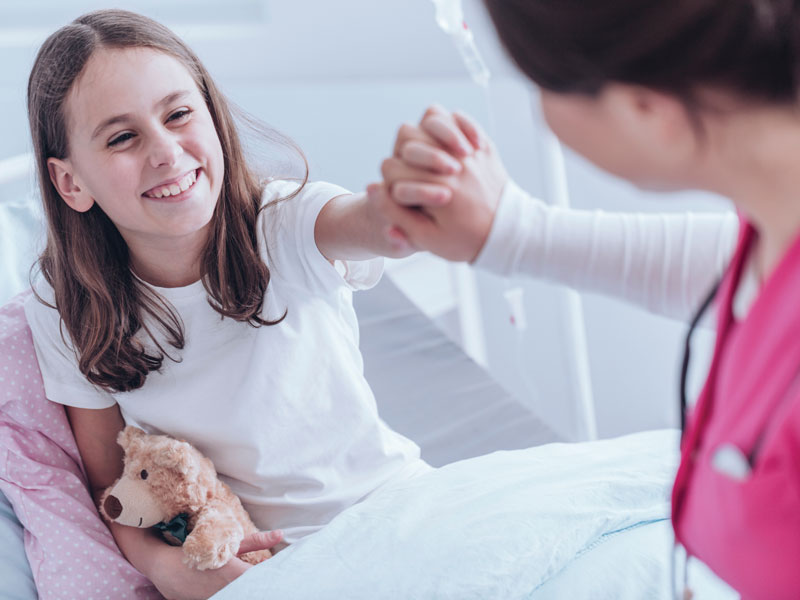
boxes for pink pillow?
[0,290,162,599]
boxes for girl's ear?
[47,157,95,213]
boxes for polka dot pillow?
[0,291,162,599]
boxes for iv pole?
[430,0,598,440]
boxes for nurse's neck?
[699,101,800,284]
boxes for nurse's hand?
[378,106,508,262]
[150,529,283,600]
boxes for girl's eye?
[140,469,148,480]
[108,132,135,147]
[168,109,192,123]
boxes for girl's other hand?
[379,106,508,262]
[150,529,283,600]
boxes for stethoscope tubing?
[674,278,720,599]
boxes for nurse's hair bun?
[484,0,800,105]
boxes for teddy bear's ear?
[152,440,199,478]
[116,426,146,452]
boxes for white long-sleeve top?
[474,179,742,322]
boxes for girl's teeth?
[147,170,197,198]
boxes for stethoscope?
[678,279,720,435]
[673,279,720,599]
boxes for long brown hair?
[484,0,799,104]
[28,9,307,393]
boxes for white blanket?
[213,429,679,600]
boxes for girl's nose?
[147,131,183,169]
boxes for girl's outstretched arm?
[314,191,419,261]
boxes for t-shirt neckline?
[132,272,207,302]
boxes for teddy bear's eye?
[140,469,148,480]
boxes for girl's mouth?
[143,168,200,202]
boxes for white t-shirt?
[24,179,428,544]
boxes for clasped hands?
[370,105,509,263]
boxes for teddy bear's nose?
[104,494,122,520]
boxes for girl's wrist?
[111,521,177,581]
[143,539,184,581]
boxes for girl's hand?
[149,529,283,600]
[378,106,508,262]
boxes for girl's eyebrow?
[90,90,192,140]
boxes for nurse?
[371,1,800,598]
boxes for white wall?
[0,0,730,440]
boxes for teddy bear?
[99,426,273,570]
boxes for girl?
[375,0,800,598]
[25,9,428,600]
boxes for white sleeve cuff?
[334,257,384,291]
[473,179,544,277]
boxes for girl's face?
[49,47,224,257]
[539,86,702,192]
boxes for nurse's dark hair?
[28,9,305,393]
[483,0,800,103]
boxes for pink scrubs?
[672,218,800,599]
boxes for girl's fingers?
[381,156,450,188]
[453,110,486,150]
[392,181,452,207]
[399,140,462,174]
[420,114,473,158]
[237,529,283,556]
[393,123,439,158]
[421,103,449,121]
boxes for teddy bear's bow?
[153,513,191,545]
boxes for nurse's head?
[484,0,799,191]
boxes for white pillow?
[0,195,42,305]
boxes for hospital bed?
[0,156,739,598]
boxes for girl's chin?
[141,209,215,241]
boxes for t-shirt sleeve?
[23,289,116,410]
[259,179,384,293]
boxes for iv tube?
[430,0,491,87]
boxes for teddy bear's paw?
[182,536,238,571]
[239,548,272,565]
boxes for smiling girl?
[24,9,427,599]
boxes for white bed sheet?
[212,429,680,600]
